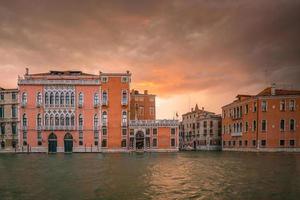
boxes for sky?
[0,0,300,119]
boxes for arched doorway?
[135,131,144,150]
[64,133,73,153]
[48,133,57,153]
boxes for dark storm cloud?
[0,0,299,94]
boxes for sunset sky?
[0,0,300,119]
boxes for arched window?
[71,114,75,126]
[45,92,49,105]
[37,113,42,127]
[102,91,107,104]
[50,114,54,126]
[122,90,128,104]
[94,93,99,105]
[78,92,83,106]
[45,114,49,126]
[78,114,83,127]
[55,114,59,126]
[71,92,75,106]
[60,114,64,126]
[94,114,98,128]
[50,92,54,105]
[122,111,127,125]
[60,92,64,106]
[102,111,107,125]
[55,92,59,105]
[65,92,70,105]
[65,114,70,126]
[240,122,243,132]
[22,92,27,104]
[290,119,295,131]
[22,114,27,127]
[36,92,42,104]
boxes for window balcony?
[78,102,83,108]
[102,100,108,106]
[36,102,42,108]
[94,102,100,108]
[21,102,27,108]
[121,99,128,106]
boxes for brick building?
[0,88,18,151]
[179,104,222,150]
[130,90,155,120]
[18,69,178,153]
[222,84,300,151]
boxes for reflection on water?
[0,152,300,200]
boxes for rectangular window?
[150,107,155,116]
[12,105,17,118]
[171,138,176,147]
[130,129,134,136]
[94,131,99,139]
[228,141,231,146]
[252,140,256,146]
[239,140,242,146]
[0,106,4,118]
[146,137,150,148]
[261,100,267,112]
[290,140,295,146]
[102,139,107,147]
[280,120,285,131]
[139,106,144,116]
[233,141,236,146]
[1,123,5,134]
[152,138,157,147]
[280,100,285,111]
[102,128,107,136]
[253,120,257,131]
[245,104,249,114]
[261,120,267,132]
[280,140,285,146]
[261,140,266,146]
[121,139,126,147]
[12,123,17,135]
[12,92,17,100]
[253,102,257,112]
[204,121,207,128]
[244,140,248,146]
[0,93,4,100]
[245,122,248,132]
[153,128,157,136]
[122,128,127,136]
[171,128,176,135]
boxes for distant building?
[222,84,300,152]
[180,104,222,150]
[0,88,18,151]
[17,69,178,153]
[130,90,156,120]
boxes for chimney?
[25,68,29,75]
[144,90,148,95]
[202,107,204,111]
[191,108,194,112]
[126,70,130,74]
[271,83,276,95]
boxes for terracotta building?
[179,104,222,150]
[222,84,300,152]
[18,69,178,153]
[0,88,19,151]
[130,90,156,120]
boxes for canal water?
[0,152,300,200]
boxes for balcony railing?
[231,132,242,137]
[78,102,83,108]
[102,100,108,106]
[129,120,179,127]
[121,99,128,106]
[36,102,42,108]
[94,102,100,108]
[43,126,76,131]
[21,102,27,108]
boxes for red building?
[222,84,300,152]
[18,69,178,153]
[130,89,156,120]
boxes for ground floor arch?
[64,133,73,153]
[48,133,57,153]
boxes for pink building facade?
[18,69,179,153]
